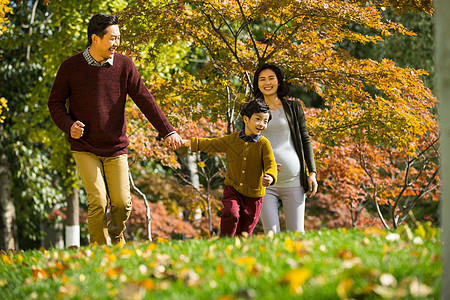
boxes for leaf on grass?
[412,237,424,245]
[216,296,235,300]
[31,266,48,280]
[56,283,80,299]
[337,278,354,299]
[386,233,400,242]
[179,268,200,286]
[107,254,117,263]
[266,230,275,240]
[139,264,149,275]
[157,237,169,243]
[120,249,135,258]
[216,264,225,276]
[138,279,155,290]
[15,253,23,263]
[363,227,386,237]
[379,273,397,287]
[336,249,355,260]
[280,268,311,295]
[147,243,157,251]
[117,283,145,299]
[106,266,123,279]
[1,254,11,264]
[284,238,303,253]
[235,256,258,274]
[0,278,7,287]
[235,256,256,266]
[410,278,433,297]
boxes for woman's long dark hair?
[252,64,290,99]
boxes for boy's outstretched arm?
[183,139,191,147]
[262,174,274,187]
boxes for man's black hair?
[252,63,290,99]
[87,13,119,47]
[240,98,272,122]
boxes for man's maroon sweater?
[48,52,175,157]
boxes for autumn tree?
[0,0,14,250]
[118,0,437,228]
[0,0,135,249]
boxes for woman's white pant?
[260,186,306,233]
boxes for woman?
[253,63,318,233]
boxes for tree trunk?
[186,154,202,220]
[0,151,18,251]
[65,187,80,248]
[436,1,450,299]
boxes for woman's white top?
[263,107,301,188]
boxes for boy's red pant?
[220,185,263,237]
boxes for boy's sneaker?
[110,234,126,245]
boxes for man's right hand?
[70,121,85,139]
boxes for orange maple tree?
[118,0,437,228]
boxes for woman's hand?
[308,172,318,197]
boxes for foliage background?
[0,0,439,248]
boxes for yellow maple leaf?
[280,268,311,295]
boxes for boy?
[183,98,277,237]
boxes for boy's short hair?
[240,98,272,122]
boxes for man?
[48,13,183,245]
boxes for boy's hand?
[182,139,191,147]
[262,174,273,187]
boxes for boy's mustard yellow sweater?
[190,132,277,198]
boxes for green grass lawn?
[0,225,441,299]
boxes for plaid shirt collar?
[239,128,262,142]
[82,47,114,67]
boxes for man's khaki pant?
[72,151,132,245]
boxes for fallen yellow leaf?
[337,278,354,299]
[280,268,311,295]
[139,279,155,290]
[363,227,386,237]
[147,243,157,251]
[216,264,225,276]
[1,254,11,264]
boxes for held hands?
[70,121,85,139]
[165,133,184,150]
[262,174,274,187]
[308,172,318,197]
[182,139,191,147]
